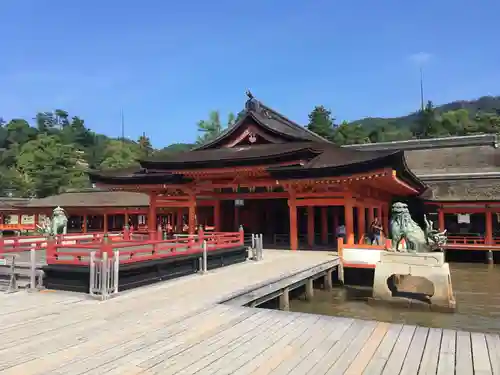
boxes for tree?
[196,111,237,145]
[412,101,446,138]
[99,140,141,170]
[138,133,153,159]
[476,112,500,134]
[16,134,90,197]
[307,106,335,140]
[331,121,370,145]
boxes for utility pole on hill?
[121,109,125,144]
[419,66,425,111]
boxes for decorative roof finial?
[246,90,254,99]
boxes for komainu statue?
[36,206,68,236]
[390,202,447,253]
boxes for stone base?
[372,252,456,311]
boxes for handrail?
[45,230,245,266]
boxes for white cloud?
[408,52,433,65]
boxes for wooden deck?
[0,250,498,374]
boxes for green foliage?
[16,134,89,197]
[100,140,141,170]
[196,110,237,145]
[1,96,498,199]
[307,106,335,139]
[0,110,147,198]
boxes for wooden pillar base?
[337,264,345,284]
[279,287,290,311]
[487,250,494,265]
[305,278,314,300]
[324,269,333,291]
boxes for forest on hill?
[0,96,499,198]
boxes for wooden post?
[305,278,314,300]
[234,203,240,231]
[176,208,183,232]
[357,204,366,243]
[279,287,290,311]
[214,200,221,231]
[123,225,130,240]
[438,209,445,232]
[324,269,333,290]
[103,213,108,234]
[321,207,328,244]
[332,207,339,243]
[238,226,245,245]
[307,206,315,247]
[148,192,157,240]
[345,200,354,245]
[288,198,298,251]
[367,206,374,227]
[46,237,57,264]
[124,212,129,227]
[82,214,88,233]
[198,227,205,244]
[188,200,196,235]
[383,203,390,239]
[486,211,493,245]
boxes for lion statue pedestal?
[371,202,455,311]
[372,252,456,310]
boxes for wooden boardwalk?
[0,250,498,374]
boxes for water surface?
[290,263,500,333]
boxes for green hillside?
[348,95,500,130]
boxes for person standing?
[370,217,383,245]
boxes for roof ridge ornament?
[245,89,260,112]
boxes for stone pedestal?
[372,251,456,310]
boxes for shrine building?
[87,93,427,250]
[1,95,498,252]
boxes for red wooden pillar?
[307,206,315,247]
[103,213,108,233]
[486,211,493,245]
[148,192,157,240]
[214,200,221,231]
[289,198,298,251]
[367,206,374,227]
[382,203,390,238]
[82,214,88,233]
[188,198,196,235]
[321,207,328,244]
[438,209,445,232]
[176,208,183,232]
[357,204,366,242]
[332,207,339,240]
[234,203,240,231]
[345,200,354,245]
[124,212,129,227]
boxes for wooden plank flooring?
[0,250,497,374]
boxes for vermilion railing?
[45,230,244,266]
[446,235,486,245]
[0,232,125,255]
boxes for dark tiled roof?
[343,135,500,176]
[0,197,30,210]
[421,179,500,201]
[194,95,329,150]
[24,191,149,208]
[405,145,500,175]
[342,134,498,151]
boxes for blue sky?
[1,0,498,147]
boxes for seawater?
[289,263,500,333]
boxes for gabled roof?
[194,92,330,150]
